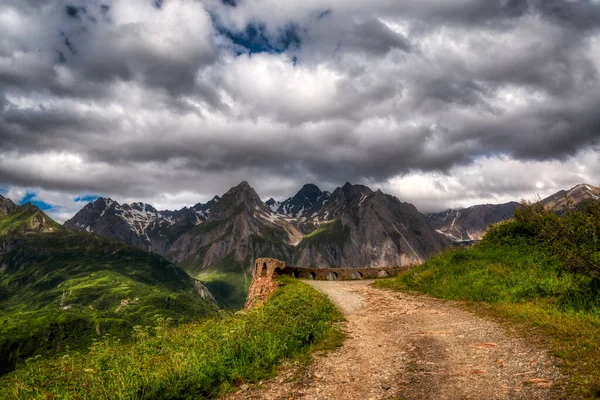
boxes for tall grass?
[0,278,342,399]
[375,201,600,397]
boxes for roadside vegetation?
[376,200,600,397]
[195,267,251,310]
[0,277,343,399]
[0,230,217,376]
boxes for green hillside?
[376,200,600,397]
[0,278,342,399]
[0,204,216,375]
[0,203,62,234]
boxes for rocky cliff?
[426,202,520,242]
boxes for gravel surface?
[228,280,566,400]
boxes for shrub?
[484,200,600,280]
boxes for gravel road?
[228,280,565,400]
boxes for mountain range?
[65,182,600,275]
[539,183,600,212]
[426,202,521,242]
[426,183,600,242]
[66,182,449,275]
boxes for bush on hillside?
[484,199,600,280]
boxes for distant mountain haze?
[426,202,521,242]
[426,183,600,242]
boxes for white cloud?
[386,149,600,212]
[1,0,599,221]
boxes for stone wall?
[244,257,409,309]
[244,257,287,309]
[273,265,408,280]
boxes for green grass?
[0,231,216,375]
[0,204,62,234]
[375,216,600,397]
[303,225,329,239]
[195,268,251,310]
[0,278,343,399]
[297,220,351,250]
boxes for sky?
[1,0,599,222]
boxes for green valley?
[0,199,216,375]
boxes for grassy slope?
[0,278,343,399]
[375,230,600,397]
[0,230,216,375]
[195,270,249,310]
[298,220,351,248]
[0,203,62,234]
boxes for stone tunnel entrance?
[252,258,407,283]
[261,262,268,277]
[350,271,363,280]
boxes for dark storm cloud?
[1,0,599,216]
[340,18,412,55]
[535,0,600,31]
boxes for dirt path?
[228,281,565,400]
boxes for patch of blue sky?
[216,21,302,55]
[19,193,54,211]
[74,194,100,203]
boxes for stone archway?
[293,270,300,278]
[350,271,363,280]
[377,270,390,278]
[327,271,338,281]
[307,272,316,280]
[261,262,268,277]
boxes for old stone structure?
[244,257,409,309]
[273,265,408,280]
[244,257,287,309]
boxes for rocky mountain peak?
[89,197,117,212]
[568,183,599,196]
[295,184,322,202]
[208,181,265,221]
[0,195,16,217]
[193,195,220,213]
[426,201,520,243]
[0,202,62,234]
[332,182,373,206]
[269,183,326,218]
[541,183,599,212]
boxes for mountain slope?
[64,196,220,255]
[0,199,62,235]
[0,203,216,375]
[267,183,328,218]
[0,195,17,217]
[168,182,301,273]
[66,182,451,275]
[540,183,600,212]
[426,202,520,242]
[167,182,303,308]
[293,183,449,268]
